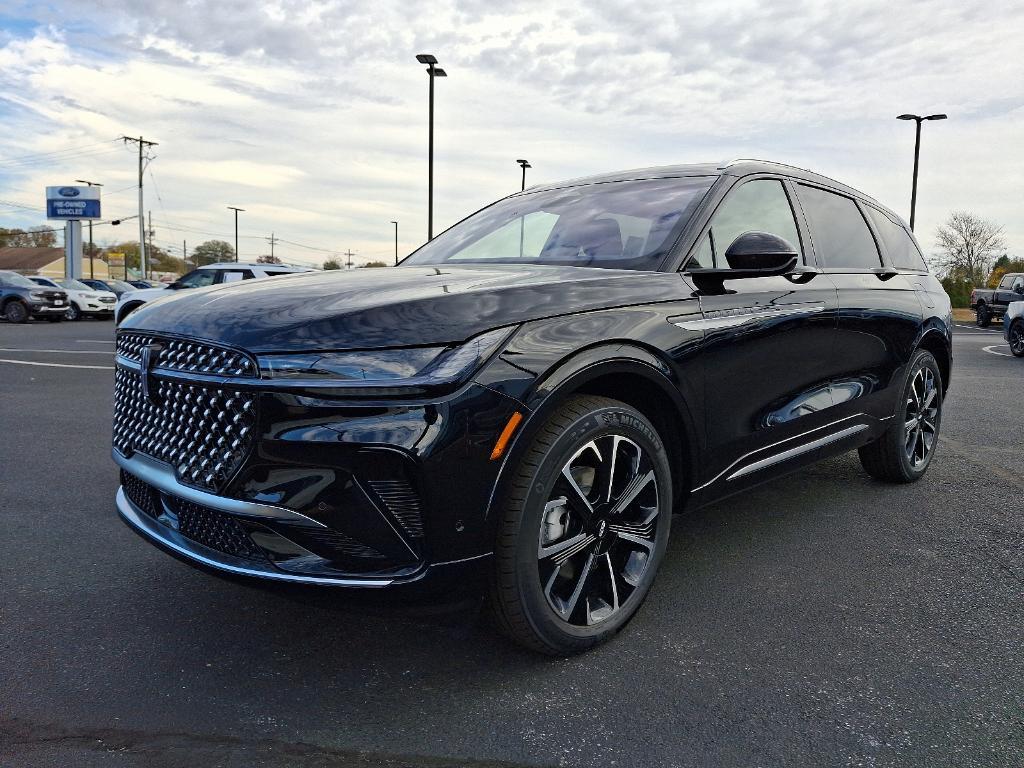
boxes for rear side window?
[218,269,255,283]
[865,207,927,271]
[798,185,881,270]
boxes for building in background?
[0,247,112,278]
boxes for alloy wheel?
[537,434,662,627]
[1010,322,1024,357]
[904,367,939,468]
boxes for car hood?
[121,264,687,352]
[119,286,170,303]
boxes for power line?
[0,138,121,164]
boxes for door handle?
[872,267,899,281]
[785,265,822,284]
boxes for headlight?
[29,291,47,300]
[82,293,98,299]
[257,327,515,393]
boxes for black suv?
[0,270,68,323]
[113,160,951,654]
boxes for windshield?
[108,280,134,291]
[3,272,40,288]
[57,279,92,291]
[404,176,715,270]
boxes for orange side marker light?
[490,411,524,461]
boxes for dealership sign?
[46,185,101,220]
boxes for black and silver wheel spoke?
[538,432,662,627]
[903,367,938,468]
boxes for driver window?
[176,270,216,288]
[701,179,803,268]
[1013,277,1024,293]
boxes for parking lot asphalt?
[1,319,1021,768]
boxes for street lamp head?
[391,220,398,225]
[416,53,438,64]
[516,159,531,168]
[75,179,103,187]
[433,68,447,77]
[897,114,919,121]
[925,113,947,121]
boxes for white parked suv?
[30,276,118,320]
[115,262,315,324]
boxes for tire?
[487,395,673,655]
[4,300,29,324]
[66,303,82,321]
[858,350,943,483]
[976,303,991,327]
[117,302,142,325]
[1009,319,1024,358]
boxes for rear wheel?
[976,303,992,327]
[1009,320,1024,357]
[487,395,672,655]
[858,350,942,483]
[4,300,29,323]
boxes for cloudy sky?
[1,0,1022,267]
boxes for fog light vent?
[368,479,425,539]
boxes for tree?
[257,254,282,264]
[359,261,388,268]
[192,240,235,266]
[987,255,1024,288]
[933,212,1006,285]
[322,258,341,270]
[0,225,58,248]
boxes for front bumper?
[30,303,66,316]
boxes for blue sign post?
[46,185,102,280]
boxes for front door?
[683,177,840,500]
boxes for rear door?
[682,176,840,498]
[794,184,923,425]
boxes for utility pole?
[265,232,278,261]
[391,221,399,266]
[75,179,103,278]
[121,136,158,279]
[344,249,355,270]
[146,210,155,279]
[183,239,188,270]
[227,206,244,262]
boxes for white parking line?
[76,339,116,345]
[982,344,1013,358]
[0,358,113,370]
[954,324,1001,333]
[0,347,112,355]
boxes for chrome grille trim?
[112,366,258,492]
[116,332,256,377]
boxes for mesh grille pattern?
[116,332,256,377]
[368,479,425,539]
[121,469,158,518]
[113,367,257,492]
[174,498,263,560]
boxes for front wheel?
[65,303,82,321]
[1009,320,1024,357]
[4,300,29,323]
[859,350,943,483]
[487,395,672,655]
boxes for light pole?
[391,220,399,266]
[897,113,946,231]
[416,54,447,240]
[227,206,244,261]
[75,179,103,278]
[516,159,531,191]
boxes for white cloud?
[1,0,1023,265]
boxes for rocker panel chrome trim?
[726,424,868,481]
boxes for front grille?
[120,470,263,561]
[113,367,257,492]
[116,332,256,377]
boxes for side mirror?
[688,231,810,294]
[1015,284,1024,295]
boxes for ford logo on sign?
[58,187,80,197]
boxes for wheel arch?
[116,301,145,324]
[916,327,951,397]
[486,343,700,521]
